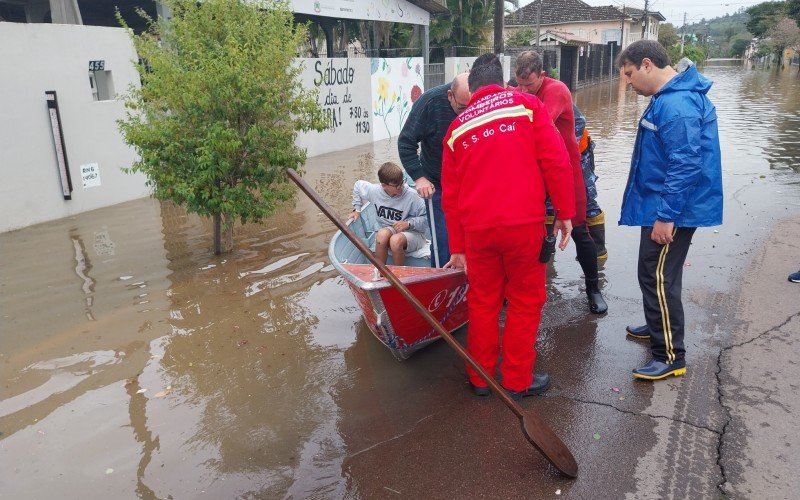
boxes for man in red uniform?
[441,61,575,398]
[515,50,608,314]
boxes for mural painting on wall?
[295,58,374,157]
[370,57,424,141]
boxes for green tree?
[430,0,491,51]
[746,1,788,38]
[766,17,800,65]
[789,0,800,23]
[658,23,679,48]
[118,0,326,254]
[668,43,707,65]
[730,37,750,57]
[506,27,536,46]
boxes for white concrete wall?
[444,56,511,84]
[0,23,149,233]
[0,22,426,231]
[295,58,375,157]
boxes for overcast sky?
[572,0,766,27]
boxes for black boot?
[585,279,608,314]
[574,225,608,314]
[587,212,607,259]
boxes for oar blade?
[521,413,578,478]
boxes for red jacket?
[441,85,575,254]
[535,77,587,226]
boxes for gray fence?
[424,63,445,89]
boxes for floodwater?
[2,65,799,498]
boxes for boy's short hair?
[515,50,543,78]
[468,62,504,92]
[377,162,404,185]
[472,52,503,71]
[616,39,671,69]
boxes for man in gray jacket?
[351,162,428,266]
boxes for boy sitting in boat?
[350,162,429,266]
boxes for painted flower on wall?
[410,85,422,103]
[377,77,389,101]
[372,57,424,139]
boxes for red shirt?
[441,85,575,254]
[535,77,587,226]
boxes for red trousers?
[463,224,547,392]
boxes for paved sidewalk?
[720,215,800,497]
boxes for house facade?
[504,0,665,49]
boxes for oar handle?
[287,169,523,416]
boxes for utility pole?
[641,0,649,39]
[621,3,625,48]
[535,0,542,47]
[494,0,504,54]
[680,12,686,56]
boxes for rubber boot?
[574,224,608,314]
[585,278,608,314]
[586,212,607,260]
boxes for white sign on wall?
[295,58,374,157]
[291,0,429,25]
[81,163,101,188]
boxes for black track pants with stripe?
[638,226,696,364]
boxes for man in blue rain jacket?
[617,40,723,381]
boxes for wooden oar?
[287,169,578,478]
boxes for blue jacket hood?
[658,63,713,95]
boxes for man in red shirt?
[441,61,575,398]
[515,50,608,314]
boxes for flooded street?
[2,65,799,498]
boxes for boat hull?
[342,264,468,360]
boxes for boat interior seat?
[341,203,431,268]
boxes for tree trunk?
[223,213,234,253]
[213,212,222,255]
[213,212,234,254]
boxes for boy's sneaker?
[789,271,800,283]
[632,359,686,380]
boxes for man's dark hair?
[616,39,671,69]
[377,162,404,185]
[514,50,543,78]
[468,62,504,92]
[472,52,502,70]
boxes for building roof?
[539,29,590,45]
[505,0,664,27]
[622,6,666,22]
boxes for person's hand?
[651,220,674,245]
[392,220,410,232]
[443,253,467,274]
[554,219,573,250]
[349,209,361,221]
[415,177,435,199]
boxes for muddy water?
[2,66,799,499]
